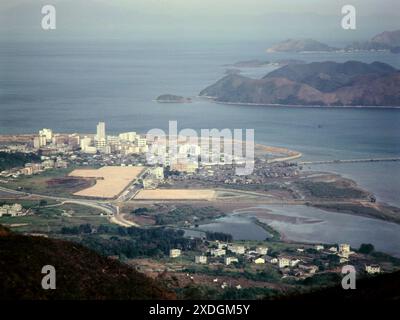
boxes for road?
[0,185,115,216]
[117,167,148,201]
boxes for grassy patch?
[0,166,95,198]
[296,180,368,199]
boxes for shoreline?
[198,96,400,109]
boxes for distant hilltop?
[266,38,338,53]
[200,61,400,107]
[156,94,192,103]
[346,29,400,53]
[225,59,306,68]
[267,30,400,53]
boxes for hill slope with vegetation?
[0,225,175,300]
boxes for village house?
[216,242,227,249]
[195,255,207,264]
[0,203,24,217]
[224,257,239,266]
[338,243,353,258]
[169,249,181,258]
[329,246,338,253]
[278,257,291,268]
[339,243,351,254]
[265,256,278,264]
[254,257,265,264]
[290,259,301,267]
[228,244,246,255]
[210,248,226,257]
[256,246,268,255]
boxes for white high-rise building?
[80,137,92,150]
[39,128,53,142]
[119,132,137,142]
[96,122,106,141]
[95,122,107,151]
[33,136,47,149]
[137,137,147,147]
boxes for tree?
[358,243,375,254]
[39,200,48,207]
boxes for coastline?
[198,96,400,109]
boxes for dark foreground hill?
[281,270,400,301]
[0,225,175,300]
[200,61,400,106]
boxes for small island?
[156,94,192,103]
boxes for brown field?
[69,166,143,198]
[134,189,216,200]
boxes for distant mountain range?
[225,59,306,68]
[200,61,400,107]
[267,30,400,53]
[0,225,174,300]
[346,30,400,53]
[266,39,338,53]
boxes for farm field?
[69,166,143,198]
[134,189,216,200]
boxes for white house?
[256,246,268,255]
[169,249,181,258]
[228,244,246,255]
[224,257,239,266]
[210,248,226,257]
[290,259,301,267]
[339,243,351,254]
[278,257,291,268]
[195,256,207,264]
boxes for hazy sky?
[1,0,399,42]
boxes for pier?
[299,157,400,165]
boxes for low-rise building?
[290,259,301,267]
[228,244,246,255]
[254,257,265,264]
[169,249,181,258]
[216,242,227,249]
[224,257,239,266]
[256,246,268,255]
[151,167,164,180]
[278,257,291,268]
[210,248,226,257]
[315,245,324,251]
[195,256,207,264]
[329,246,338,253]
[339,243,351,254]
[265,256,278,264]
[0,203,24,217]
